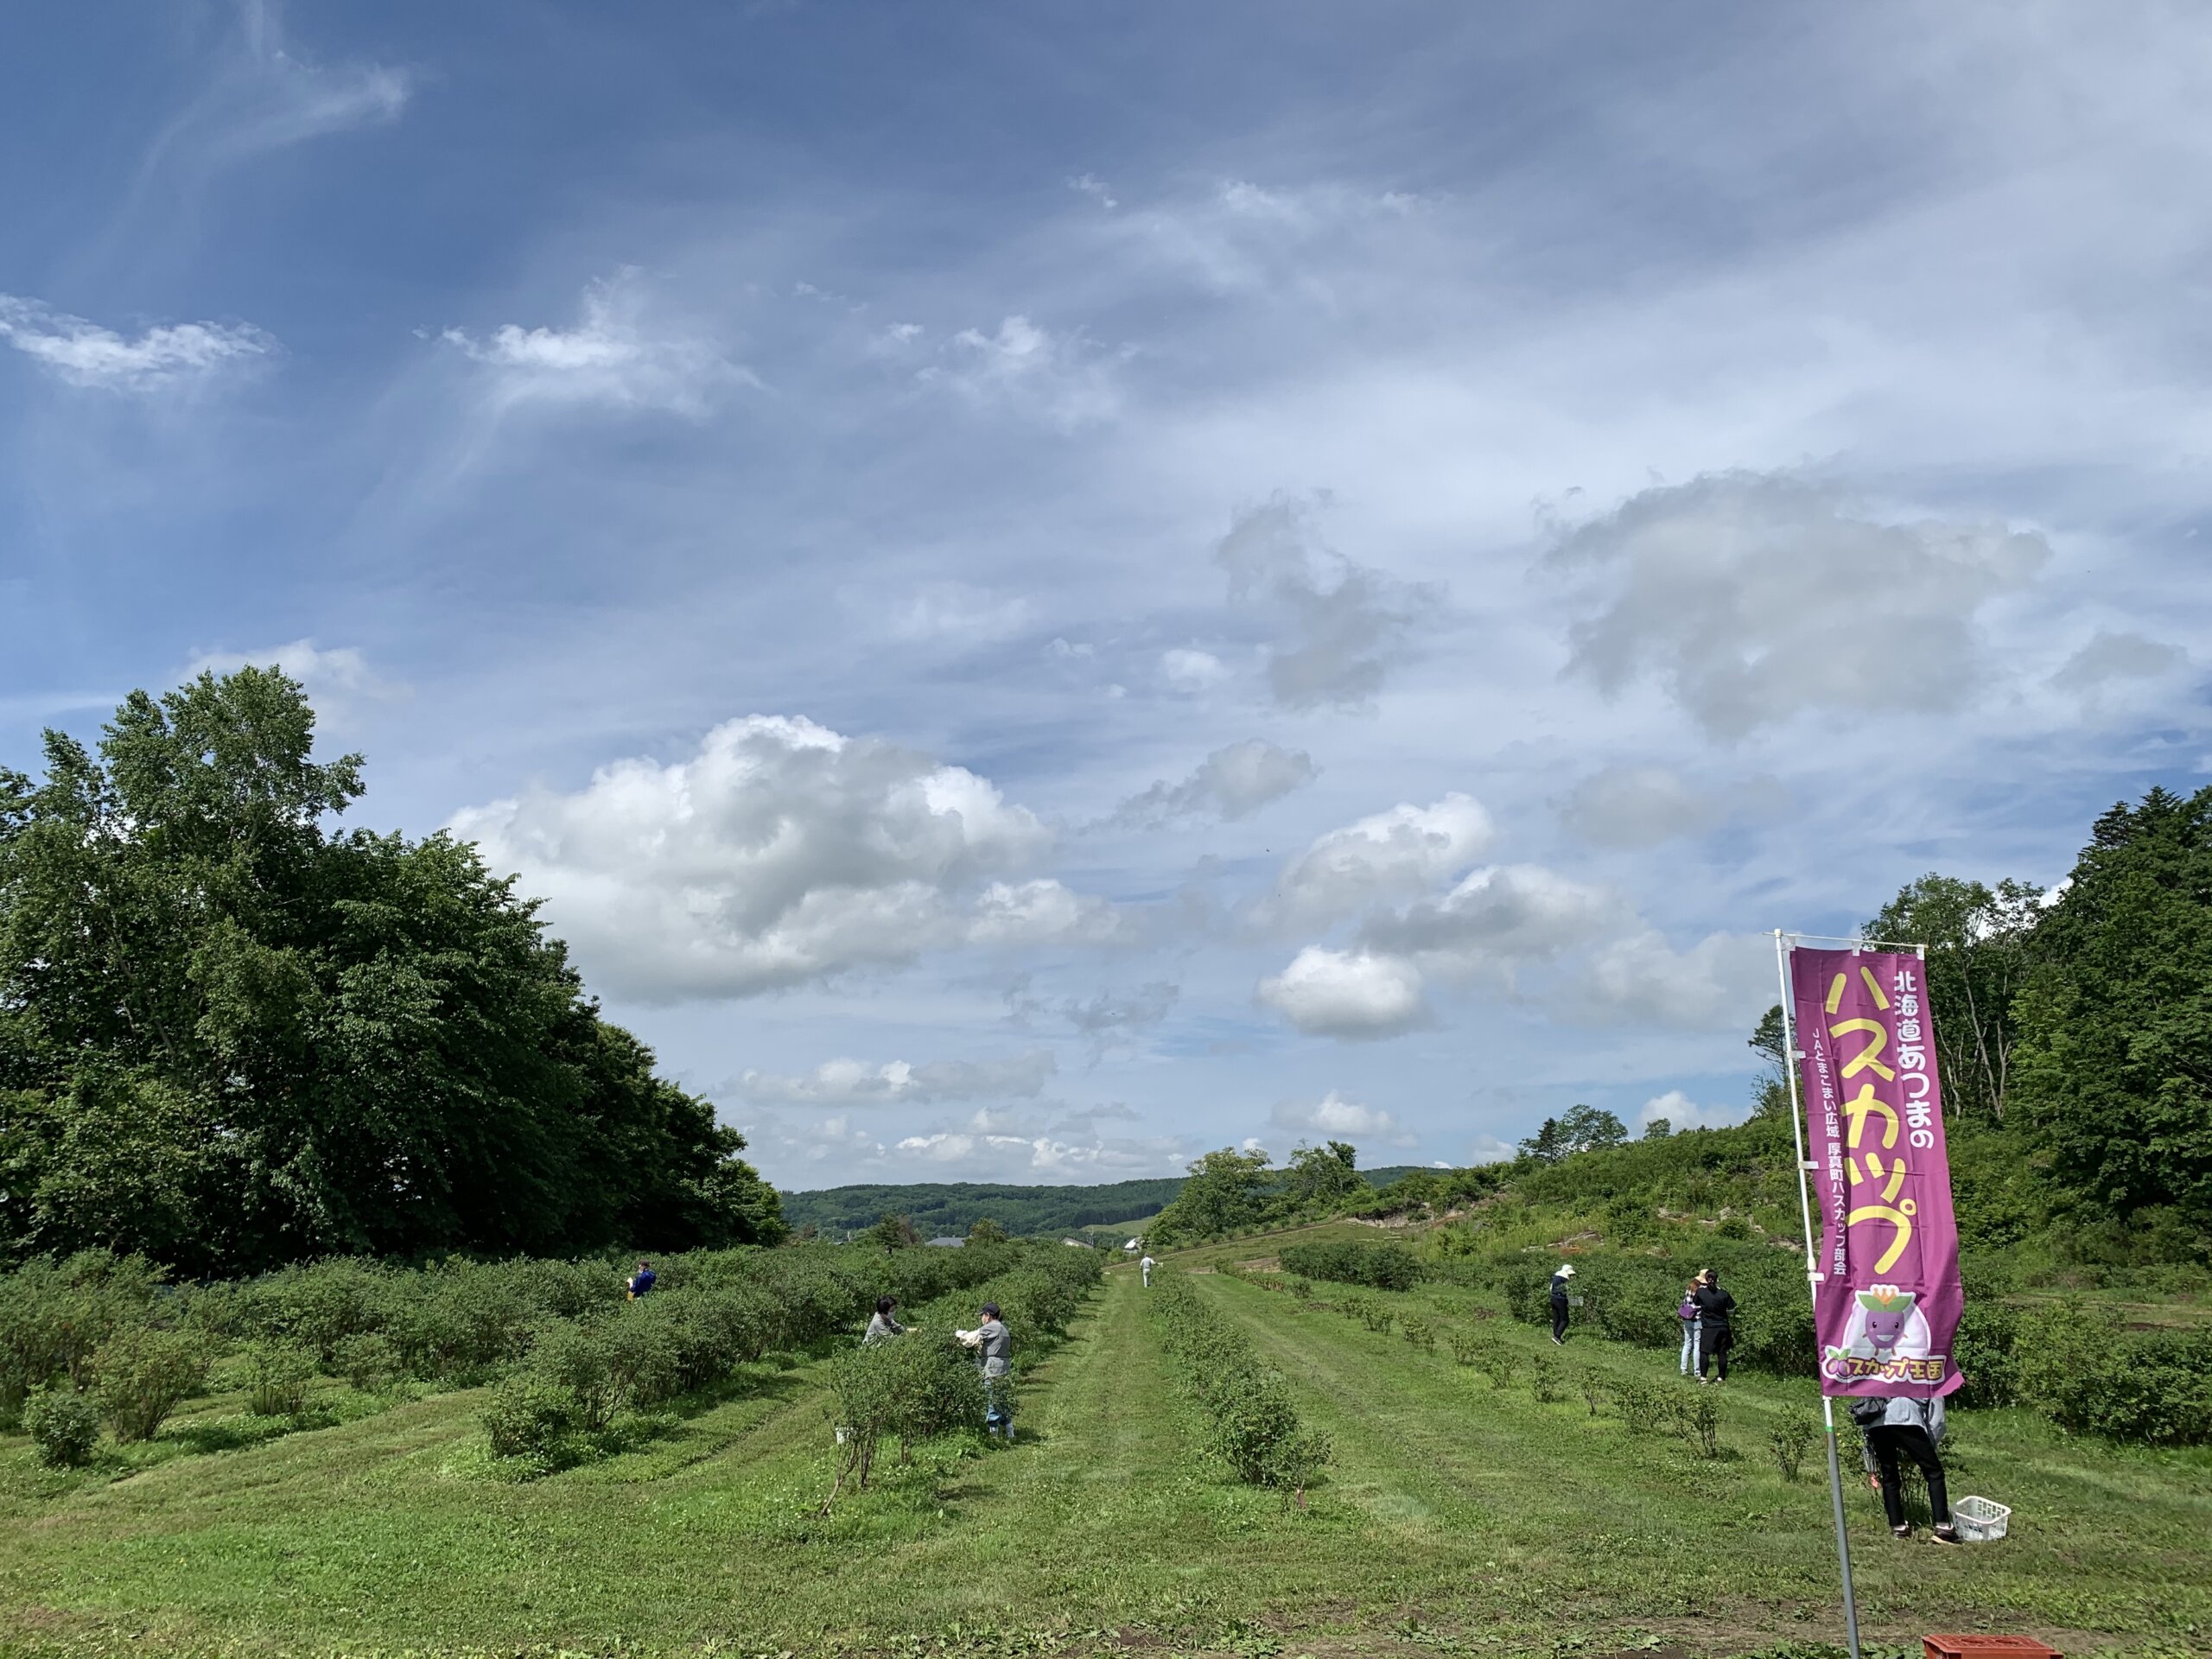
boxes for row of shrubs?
[1277,1239,1421,1292]
[0,1241,1090,1468]
[1302,1279,1827,1475]
[1361,1241,2212,1448]
[484,1241,1105,1474]
[1148,1273,1329,1494]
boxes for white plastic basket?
[1951,1495,2010,1541]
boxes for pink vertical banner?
[1790,947,1964,1398]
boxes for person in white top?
[1140,1253,1157,1287]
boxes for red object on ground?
[1924,1638,2061,1659]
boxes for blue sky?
[4,2,2207,1189]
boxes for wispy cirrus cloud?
[0,295,272,393]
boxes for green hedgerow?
[23,1386,100,1468]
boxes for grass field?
[2,1257,2208,1659]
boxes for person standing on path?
[862,1296,904,1344]
[1693,1268,1736,1382]
[1140,1253,1157,1287]
[1861,1394,1961,1544]
[1676,1277,1703,1376]
[959,1302,1014,1440]
[1548,1263,1576,1344]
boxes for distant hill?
[778,1166,1429,1241]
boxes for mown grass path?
[2,1266,2209,1658]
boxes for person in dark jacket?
[1692,1268,1735,1382]
[1859,1395,1961,1544]
[626,1261,657,1299]
[1548,1263,1576,1344]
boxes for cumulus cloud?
[731,1049,1055,1105]
[1638,1089,1753,1135]
[0,295,272,392]
[1357,863,1617,985]
[1216,495,1438,711]
[1005,980,1180,1059]
[1255,793,1492,931]
[1257,947,1427,1039]
[1269,1089,1416,1146]
[1159,648,1230,692]
[441,271,747,416]
[450,714,1118,1001]
[1115,739,1315,826]
[1550,472,2051,738]
[1557,766,1789,849]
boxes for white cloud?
[1257,947,1427,1039]
[1255,793,1493,931]
[1270,1089,1416,1147]
[441,272,747,416]
[1216,495,1438,711]
[924,314,1124,429]
[449,714,1117,1001]
[731,1049,1055,1105]
[887,583,1035,644]
[2049,629,2185,696]
[1638,1089,1753,1135]
[1574,931,1774,1031]
[185,638,377,696]
[1358,863,1617,984]
[1007,980,1180,1060]
[1159,647,1230,692]
[1069,174,1119,210]
[0,295,271,393]
[1466,1135,1520,1166]
[1550,472,2051,738]
[1115,739,1315,826]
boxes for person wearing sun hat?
[1548,1262,1576,1344]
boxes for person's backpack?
[1847,1396,1890,1430]
[1677,1298,1697,1320]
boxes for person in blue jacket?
[626,1260,657,1299]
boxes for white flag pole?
[1774,929,1861,1659]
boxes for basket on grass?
[1949,1495,2011,1542]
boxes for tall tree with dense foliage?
[1279,1141,1363,1211]
[0,670,782,1273]
[1866,873,2043,1122]
[1147,1146,1274,1243]
[2010,786,2212,1231]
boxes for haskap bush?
[1278,1241,1421,1293]
[1148,1273,1330,1491]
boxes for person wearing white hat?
[1548,1263,1576,1344]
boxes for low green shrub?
[1279,1241,1421,1292]
[334,1332,401,1392]
[1529,1353,1564,1404]
[242,1341,315,1417]
[481,1373,576,1465]
[1770,1409,1819,1480]
[2017,1306,2212,1446]
[1446,1329,1481,1367]
[23,1386,100,1468]
[92,1326,207,1443]
[1678,1390,1722,1458]
[1401,1317,1436,1354]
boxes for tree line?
[0,670,783,1275]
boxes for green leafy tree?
[868,1213,920,1251]
[1866,874,2043,1122]
[0,669,782,1272]
[965,1217,1008,1246]
[1149,1147,1273,1243]
[2011,787,2212,1230]
[1279,1140,1363,1211]
[1522,1106,1626,1162]
[1748,1004,1791,1118]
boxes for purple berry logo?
[1821,1283,1943,1384]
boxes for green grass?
[1,1264,2207,1659]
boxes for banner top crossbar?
[1772,929,1926,953]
